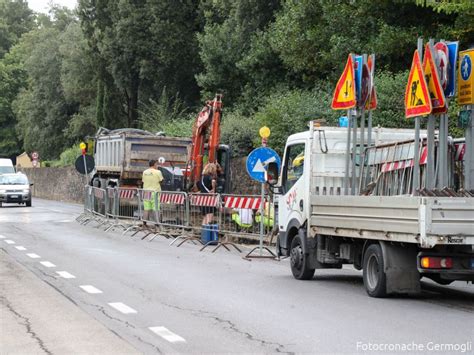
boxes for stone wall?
[18,158,259,204]
[229,157,260,195]
[19,167,86,204]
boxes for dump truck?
[269,123,474,297]
[91,128,190,191]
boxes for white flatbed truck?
[270,124,474,297]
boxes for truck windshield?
[283,143,305,192]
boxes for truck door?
[279,142,306,239]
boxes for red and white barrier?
[223,196,262,210]
[160,193,186,205]
[190,194,219,207]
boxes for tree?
[0,0,35,58]
[78,0,202,128]
[196,0,283,107]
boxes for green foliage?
[138,88,188,134]
[255,86,339,155]
[0,0,35,57]
[221,110,259,156]
[44,145,82,167]
[371,71,412,129]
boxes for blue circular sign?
[246,147,281,183]
[460,54,471,81]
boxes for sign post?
[245,129,281,259]
[405,38,431,195]
[80,142,88,185]
[458,48,474,190]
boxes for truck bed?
[95,133,190,180]
[310,195,474,248]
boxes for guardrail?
[78,187,275,252]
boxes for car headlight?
[23,189,30,194]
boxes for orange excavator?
[184,93,231,193]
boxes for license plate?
[10,195,18,199]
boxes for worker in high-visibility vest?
[255,201,274,227]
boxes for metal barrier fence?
[79,188,275,251]
[105,188,140,232]
[219,194,274,241]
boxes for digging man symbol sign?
[405,50,432,118]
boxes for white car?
[0,173,33,207]
[0,158,15,175]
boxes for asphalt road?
[1,198,473,354]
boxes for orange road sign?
[405,50,432,118]
[331,54,356,110]
[365,55,377,110]
[458,49,474,105]
[422,43,446,109]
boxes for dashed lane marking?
[26,253,40,259]
[108,302,137,314]
[4,240,15,244]
[79,285,103,294]
[149,326,186,343]
[56,271,76,279]
[15,246,27,251]
[40,261,56,268]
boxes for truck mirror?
[266,162,279,185]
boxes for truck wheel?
[290,234,315,280]
[363,244,387,297]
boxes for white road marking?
[56,271,76,279]
[40,261,56,268]
[0,235,5,239]
[79,285,103,294]
[15,246,27,251]
[26,253,40,259]
[149,327,186,343]
[4,240,15,244]
[108,302,137,314]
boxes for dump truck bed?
[95,132,191,180]
[310,195,474,248]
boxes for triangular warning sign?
[331,54,356,110]
[422,43,446,109]
[405,50,432,118]
[365,55,377,111]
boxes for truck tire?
[290,234,315,280]
[363,244,387,297]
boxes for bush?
[221,110,260,157]
[254,86,339,155]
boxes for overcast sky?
[28,0,77,13]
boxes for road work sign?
[458,49,474,105]
[365,55,377,111]
[423,43,446,110]
[246,147,281,183]
[331,54,356,110]
[405,50,432,118]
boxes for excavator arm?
[186,93,223,190]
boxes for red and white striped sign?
[119,189,136,199]
[454,143,465,161]
[94,188,104,199]
[223,196,262,210]
[160,193,186,205]
[190,194,218,207]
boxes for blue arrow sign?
[246,147,281,183]
[445,41,459,97]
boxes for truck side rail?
[310,195,474,248]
